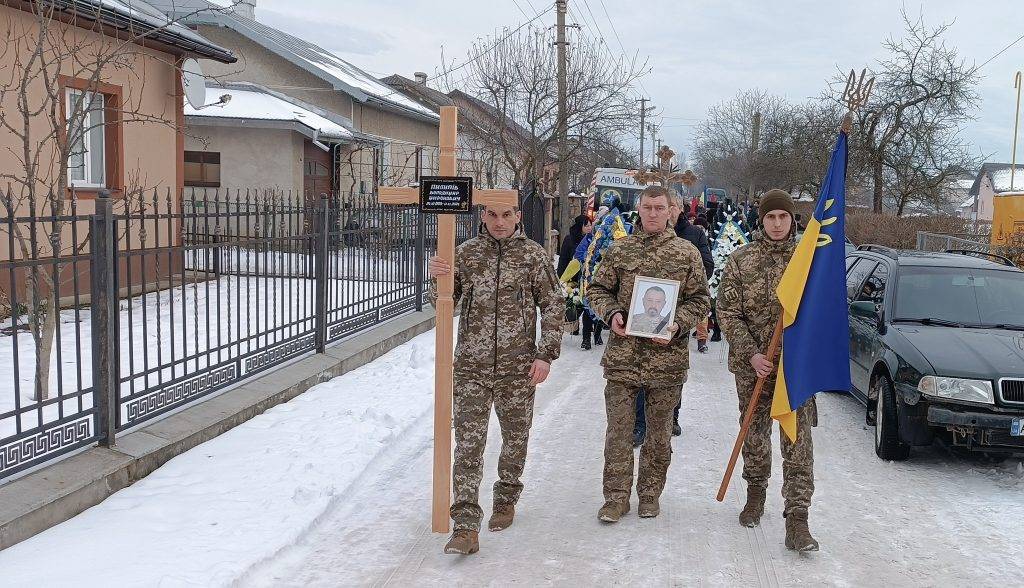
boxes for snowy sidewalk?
[2,329,1023,586]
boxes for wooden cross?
[378,106,518,533]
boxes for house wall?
[978,175,995,222]
[192,26,440,192]
[185,125,303,193]
[0,3,184,302]
[0,7,181,214]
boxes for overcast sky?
[255,0,1023,165]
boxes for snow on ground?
[1,269,413,441]
[2,331,1023,586]
[0,328,439,587]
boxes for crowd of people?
[427,185,819,557]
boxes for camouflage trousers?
[735,374,816,516]
[603,379,683,503]
[451,372,535,532]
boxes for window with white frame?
[66,88,106,188]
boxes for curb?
[0,310,436,551]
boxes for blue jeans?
[634,390,681,435]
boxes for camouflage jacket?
[429,226,563,376]
[587,228,711,387]
[716,232,795,376]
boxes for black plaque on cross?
[419,176,473,214]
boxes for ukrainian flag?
[771,130,853,441]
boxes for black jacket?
[675,216,714,277]
[557,233,584,278]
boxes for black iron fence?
[0,188,481,481]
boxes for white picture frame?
[625,275,681,340]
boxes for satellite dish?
[181,59,206,109]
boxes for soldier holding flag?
[716,189,819,551]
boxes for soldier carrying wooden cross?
[379,106,564,555]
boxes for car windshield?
[894,266,1024,328]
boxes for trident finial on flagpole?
[840,68,875,133]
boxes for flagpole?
[716,317,784,502]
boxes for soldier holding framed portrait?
[586,185,711,522]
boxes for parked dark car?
[844,245,1024,460]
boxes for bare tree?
[846,9,979,213]
[451,25,647,192]
[691,90,841,199]
[0,1,240,401]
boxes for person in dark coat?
[558,215,591,277]
[558,215,600,348]
[675,210,714,278]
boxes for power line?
[435,5,555,83]
[509,0,531,19]
[977,32,1024,71]
[259,6,555,108]
[593,0,650,98]
[572,0,647,101]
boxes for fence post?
[90,190,117,446]
[414,146,425,312]
[916,231,924,251]
[415,209,426,312]
[314,193,330,353]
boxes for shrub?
[792,202,968,249]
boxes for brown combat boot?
[443,530,480,555]
[488,504,515,532]
[597,500,630,523]
[784,511,819,552]
[738,486,767,528]
[638,498,660,518]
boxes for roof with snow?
[148,1,438,122]
[185,84,354,142]
[380,75,454,114]
[969,162,1018,195]
[989,168,1024,194]
[42,0,235,62]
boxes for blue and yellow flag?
[772,131,853,442]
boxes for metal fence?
[916,231,991,253]
[0,188,480,481]
[916,230,1024,267]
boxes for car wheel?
[873,375,911,461]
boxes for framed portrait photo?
[625,276,681,340]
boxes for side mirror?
[850,300,878,320]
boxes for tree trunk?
[31,297,58,402]
[872,157,885,213]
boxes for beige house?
[0,0,234,208]
[151,1,440,197]
[0,0,235,298]
[184,82,362,199]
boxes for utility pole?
[638,97,649,166]
[748,111,761,205]
[648,123,659,166]
[555,0,570,247]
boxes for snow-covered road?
[2,329,1023,586]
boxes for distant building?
[149,0,439,197]
[184,83,365,197]
[966,163,1024,222]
